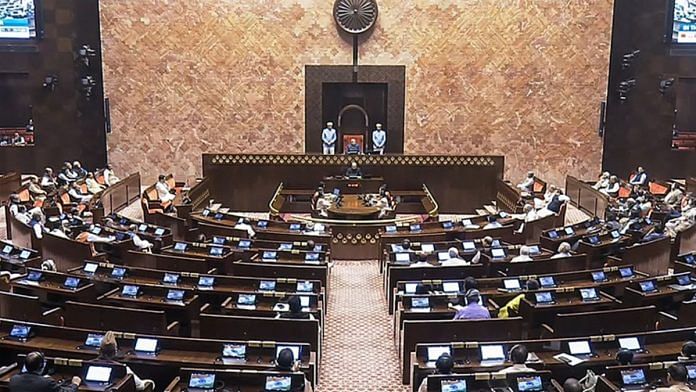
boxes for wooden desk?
[322,176,384,194]
[163,368,307,392]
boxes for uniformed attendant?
[372,123,386,154]
[321,122,337,155]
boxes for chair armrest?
[600,291,623,305]
[200,303,211,313]
[539,323,555,339]
[96,287,120,301]
[220,296,233,308]
[42,307,63,325]
[165,321,180,335]
[163,377,181,392]
[658,311,679,330]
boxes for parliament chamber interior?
[1,0,696,391]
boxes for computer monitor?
[686,365,696,381]
[163,273,180,285]
[461,219,473,226]
[209,247,224,257]
[173,242,187,252]
[421,244,435,253]
[618,337,643,352]
[26,271,42,281]
[441,379,468,392]
[276,345,301,360]
[527,245,540,256]
[517,375,543,392]
[438,252,449,262]
[480,344,505,361]
[491,248,506,259]
[85,366,112,384]
[289,223,301,231]
[503,279,521,291]
[305,252,320,263]
[621,369,647,387]
[611,230,621,239]
[19,250,30,259]
[166,289,185,301]
[385,225,397,233]
[411,297,430,309]
[539,276,556,288]
[211,236,225,245]
[404,283,418,294]
[580,288,599,301]
[278,243,293,251]
[568,340,592,356]
[591,271,607,282]
[213,213,224,220]
[154,228,165,236]
[10,325,31,339]
[259,280,277,291]
[188,373,215,390]
[83,262,98,274]
[198,276,215,288]
[547,230,559,239]
[677,274,692,286]
[265,376,292,391]
[442,282,460,293]
[535,292,554,304]
[639,280,658,293]
[426,345,451,361]
[462,241,476,251]
[134,338,158,353]
[84,333,104,348]
[1,245,12,254]
[222,343,246,359]
[63,277,80,289]
[619,267,634,278]
[442,221,454,230]
[237,294,256,305]
[262,251,278,260]
[121,285,139,297]
[685,254,696,264]
[587,235,600,245]
[564,227,575,235]
[257,220,268,228]
[395,253,411,263]
[111,267,126,279]
[297,281,314,292]
[410,224,422,232]
[238,239,251,248]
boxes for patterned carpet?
[316,259,409,392]
[0,207,6,240]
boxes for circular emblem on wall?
[333,0,379,34]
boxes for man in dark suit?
[9,351,81,392]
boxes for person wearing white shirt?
[499,345,535,374]
[523,204,538,222]
[156,175,176,203]
[440,247,470,266]
[602,176,620,197]
[85,173,106,194]
[127,225,154,252]
[103,164,120,186]
[68,183,92,203]
[410,253,434,268]
[234,218,256,238]
[321,122,337,155]
[483,215,502,229]
[40,167,57,189]
[371,123,386,155]
[551,242,572,259]
[593,172,611,190]
[664,184,684,208]
[630,166,648,186]
[517,171,535,193]
[511,246,533,263]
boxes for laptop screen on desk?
[222,343,246,359]
[639,280,657,293]
[163,273,179,284]
[517,375,543,392]
[259,280,276,291]
[547,230,559,239]
[619,267,634,278]
[188,373,215,389]
[84,333,104,347]
[395,253,410,263]
[580,288,599,300]
[83,262,98,274]
[441,379,467,392]
[166,289,184,301]
[535,292,553,304]
[63,277,80,288]
[503,279,521,291]
[411,297,429,309]
[212,236,226,245]
[85,366,112,383]
[173,242,187,252]
[462,241,476,251]
[591,271,607,282]
[568,340,592,356]
[427,345,451,361]
[618,337,642,351]
[564,227,575,235]
[1,245,12,254]
[198,276,214,287]
[621,369,646,386]
[10,325,30,339]
[265,376,292,391]
[539,276,555,288]
[134,338,158,353]
[237,294,256,305]
[19,250,30,259]
[491,248,506,259]
[686,365,696,381]
[27,271,42,281]
[297,281,313,292]
[480,344,505,361]
[442,282,460,293]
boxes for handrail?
[421,184,439,217]
[288,214,418,226]
[268,182,284,217]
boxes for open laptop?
[620,369,648,390]
[26,271,42,282]
[278,243,293,251]
[686,365,696,385]
[639,280,659,294]
[421,244,435,253]
[684,254,696,265]
[111,267,127,279]
[567,340,594,358]
[527,245,541,256]
[618,336,645,353]
[580,287,600,302]
[18,250,30,260]
[166,289,185,302]
[262,251,278,261]
[173,242,187,252]
[423,345,450,363]
[297,281,314,292]
[84,365,112,386]
[83,262,98,274]
[162,273,180,285]
[222,343,246,360]
[442,221,454,230]
[265,375,292,391]
[237,294,256,310]
[154,228,165,236]
[305,252,320,264]
[404,283,418,294]
[587,235,600,245]
[197,276,215,289]
[257,220,268,228]
[259,280,277,291]
[619,267,634,278]
[80,333,105,350]
[188,373,216,392]
[63,277,81,290]
[462,241,476,252]
[547,230,559,239]
[289,223,302,231]
[1,245,13,254]
[517,375,543,392]
[442,282,460,293]
[395,252,411,264]
[410,224,422,232]
[535,291,555,305]
[539,276,556,288]
[238,239,252,249]
[491,248,506,260]
[438,252,450,262]
[503,279,522,292]
[480,344,506,366]
[385,225,397,233]
[669,274,694,290]
[591,271,608,283]
[8,325,31,341]
[121,285,140,297]
[134,337,159,355]
[209,247,224,257]
[410,297,430,312]
[564,227,575,235]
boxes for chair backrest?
[63,301,169,335]
[551,306,657,337]
[0,291,45,323]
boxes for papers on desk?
[273,303,289,312]
[553,353,585,366]
[20,280,39,286]
[410,307,431,313]
[236,304,256,310]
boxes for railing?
[421,184,439,218]
[288,214,418,226]
[96,172,141,217]
[565,175,609,220]
[268,182,284,217]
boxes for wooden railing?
[95,172,141,219]
[421,184,438,218]
[565,175,610,220]
[268,182,284,218]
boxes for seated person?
[276,295,315,320]
[96,331,154,391]
[483,215,502,229]
[517,171,535,193]
[522,204,538,222]
[126,224,154,252]
[346,138,361,155]
[538,189,570,217]
[274,348,313,392]
[511,246,533,263]
[656,363,690,392]
[68,182,93,203]
[417,353,454,392]
[463,276,478,291]
[29,210,45,239]
[481,236,495,248]
[452,289,490,320]
[11,132,26,146]
[410,253,433,268]
[679,340,696,361]
[563,378,583,392]
[499,344,535,373]
[665,183,684,208]
[642,224,666,242]
[499,279,539,318]
[103,164,120,186]
[72,161,88,178]
[602,175,620,197]
[630,166,648,186]
[440,247,469,267]
[40,168,57,191]
[27,176,47,200]
[593,172,611,190]
[551,242,572,259]
[9,351,81,392]
[344,162,363,178]
[85,173,106,194]
[58,163,77,185]
[616,348,634,366]
[155,174,176,203]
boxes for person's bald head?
[563,378,582,392]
